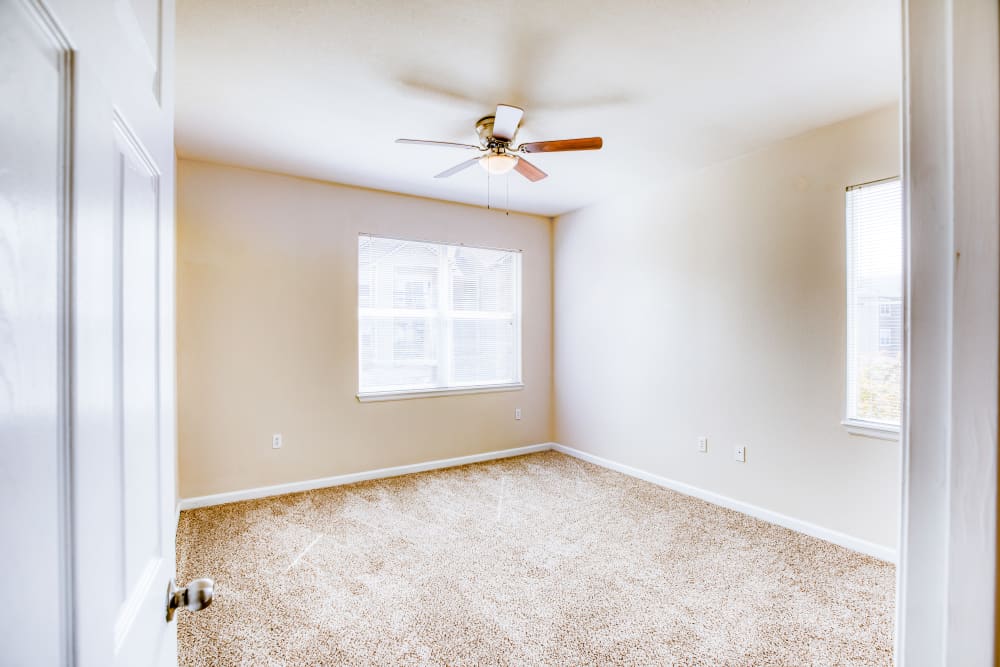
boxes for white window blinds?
[358,235,522,397]
[845,178,903,428]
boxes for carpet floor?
[176,451,894,666]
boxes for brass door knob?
[166,577,214,621]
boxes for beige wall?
[177,160,552,499]
[553,106,901,550]
[178,107,900,548]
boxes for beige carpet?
[176,451,894,666]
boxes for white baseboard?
[551,443,897,563]
[178,442,555,511]
[178,440,896,563]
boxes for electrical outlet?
[514,408,522,420]
[272,433,282,449]
[697,437,708,453]
[734,445,746,462]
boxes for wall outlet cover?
[697,437,708,453]
[272,433,282,449]
[735,446,746,462]
[514,408,522,420]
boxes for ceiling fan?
[395,104,603,182]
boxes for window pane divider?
[438,246,454,387]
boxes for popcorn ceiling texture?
[176,451,894,666]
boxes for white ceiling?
[175,0,901,217]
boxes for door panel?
[0,1,72,664]
[118,116,162,596]
[1,0,178,665]
[113,114,169,666]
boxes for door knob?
[166,577,214,621]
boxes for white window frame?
[842,176,902,441]
[356,234,523,402]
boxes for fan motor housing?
[476,115,502,147]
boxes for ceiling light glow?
[478,153,518,175]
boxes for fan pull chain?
[505,172,509,216]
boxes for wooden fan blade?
[513,157,547,182]
[519,137,603,153]
[434,157,481,178]
[492,104,524,141]
[396,139,481,150]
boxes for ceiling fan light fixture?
[396,102,602,183]
[478,153,519,175]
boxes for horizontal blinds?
[845,178,902,426]
[358,235,521,393]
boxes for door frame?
[26,0,998,663]
[896,0,999,664]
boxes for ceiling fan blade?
[396,139,481,150]
[518,137,603,153]
[492,104,524,141]
[513,157,547,182]
[434,157,481,178]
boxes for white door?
[0,1,183,666]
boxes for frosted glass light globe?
[478,153,518,175]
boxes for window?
[358,235,522,400]
[845,178,903,435]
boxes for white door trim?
[897,0,999,664]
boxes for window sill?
[357,383,524,403]
[842,419,900,441]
